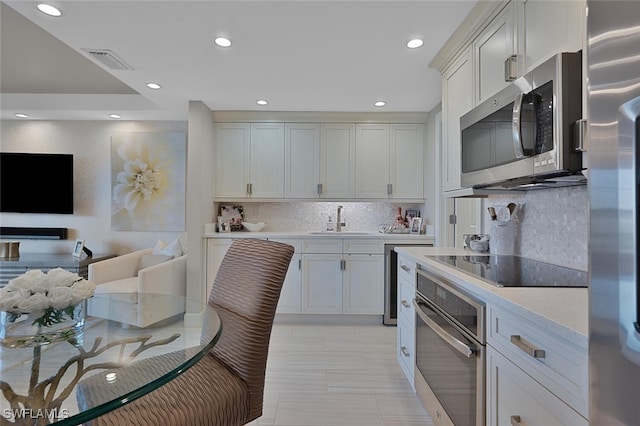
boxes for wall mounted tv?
[0,152,74,214]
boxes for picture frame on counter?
[406,210,419,221]
[217,216,231,233]
[410,217,422,234]
[72,239,85,257]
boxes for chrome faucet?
[336,205,344,232]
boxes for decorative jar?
[0,268,95,348]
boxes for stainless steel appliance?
[414,267,485,426]
[460,52,584,190]
[588,2,640,423]
[429,255,587,288]
[383,243,432,325]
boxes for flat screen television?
[0,152,74,214]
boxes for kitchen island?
[395,246,588,426]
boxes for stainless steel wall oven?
[414,268,486,426]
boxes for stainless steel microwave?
[460,51,585,190]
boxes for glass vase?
[0,300,86,348]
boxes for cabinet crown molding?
[430,0,509,72]
[212,111,427,124]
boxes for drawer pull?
[400,264,411,272]
[401,346,410,357]
[510,415,522,426]
[510,335,546,359]
[401,300,411,308]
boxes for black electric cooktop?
[428,255,588,288]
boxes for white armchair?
[87,248,187,328]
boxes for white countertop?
[204,231,435,245]
[395,246,588,347]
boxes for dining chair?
[77,238,294,425]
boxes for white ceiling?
[1,0,476,121]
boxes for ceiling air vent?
[81,49,134,71]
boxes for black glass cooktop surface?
[428,255,587,288]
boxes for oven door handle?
[413,298,476,358]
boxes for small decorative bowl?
[242,222,266,232]
[470,240,490,252]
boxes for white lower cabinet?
[301,253,344,314]
[487,346,587,426]
[206,237,384,316]
[276,253,302,314]
[396,253,417,389]
[486,303,589,425]
[301,239,384,315]
[205,238,233,299]
[343,254,383,314]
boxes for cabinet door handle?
[401,346,410,357]
[510,415,522,426]
[400,264,411,272]
[387,183,393,195]
[298,259,301,270]
[317,183,323,194]
[504,54,518,82]
[401,300,410,308]
[340,259,346,271]
[510,335,546,359]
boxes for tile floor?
[247,323,434,426]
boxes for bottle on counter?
[326,215,336,232]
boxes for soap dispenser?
[326,215,336,232]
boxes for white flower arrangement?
[0,268,96,327]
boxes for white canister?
[490,221,515,255]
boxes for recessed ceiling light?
[109,114,121,119]
[374,101,387,107]
[214,37,232,48]
[15,113,29,118]
[256,100,268,106]
[406,39,424,49]
[37,3,62,17]
[146,82,161,90]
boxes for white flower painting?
[111,132,186,231]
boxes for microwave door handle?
[512,93,526,159]
[413,299,476,358]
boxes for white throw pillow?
[137,254,173,276]
[153,238,183,257]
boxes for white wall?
[0,120,187,256]
[186,102,216,302]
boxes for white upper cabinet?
[516,0,585,73]
[214,122,284,199]
[356,123,425,199]
[320,124,356,199]
[390,124,424,200]
[285,123,320,199]
[215,119,422,201]
[249,123,285,198]
[441,47,473,192]
[474,3,516,105]
[215,123,250,198]
[356,124,391,199]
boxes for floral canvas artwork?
[111,132,186,231]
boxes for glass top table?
[0,293,222,425]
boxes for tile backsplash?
[214,202,426,233]
[485,186,588,271]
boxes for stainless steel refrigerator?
[588,1,640,424]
